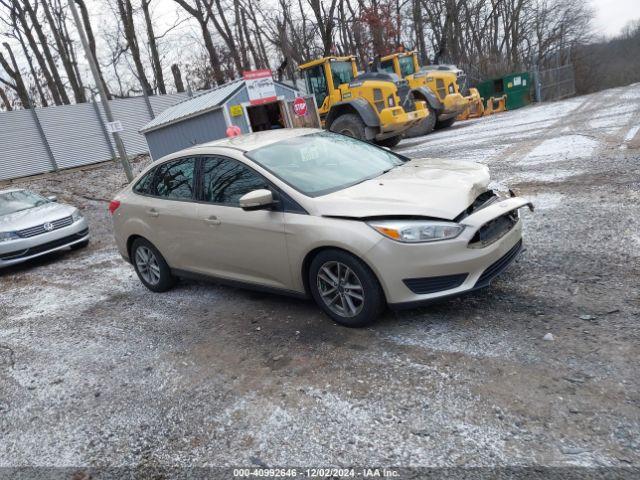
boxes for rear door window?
[151,158,196,200]
[133,168,155,195]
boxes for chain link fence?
[533,64,576,102]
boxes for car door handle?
[205,216,221,225]
[146,208,159,217]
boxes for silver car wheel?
[135,245,161,285]
[317,261,364,318]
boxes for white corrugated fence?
[0,92,189,182]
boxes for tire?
[329,113,367,141]
[435,116,456,130]
[375,135,402,148]
[309,249,386,327]
[130,238,176,292]
[404,104,437,138]
[70,239,89,250]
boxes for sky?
[591,0,640,37]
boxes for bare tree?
[75,0,111,99]
[41,0,86,102]
[141,0,166,93]
[0,42,31,107]
[173,0,225,85]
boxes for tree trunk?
[41,0,86,103]
[173,0,225,85]
[13,3,64,105]
[413,0,428,64]
[240,8,261,69]
[205,0,244,75]
[15,26,48,106]
[23,0,71,104]
[75,0,111,99]
[0,86,13,111]
[0,43,32,108]
[116,0,154,95]
[171,64,185,92]
[142,0,166,94]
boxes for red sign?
[243,69,277,105]
[293,97,308,117]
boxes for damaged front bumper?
[367,197,534,307]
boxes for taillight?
[108,200,121,215]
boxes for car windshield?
[245,131,406,197]
[0,190,50,216]
[399,56,416,76]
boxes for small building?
[140,78,312,160]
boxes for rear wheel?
[329,113,367,141]
[404,104,437,137]
[309,249,386,328]
[131,238,176,292]
[375,135,402,148]
[435,116,456,130]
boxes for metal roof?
[140,79,244,133]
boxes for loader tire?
[404,104,437,138]
[375,135,402,148]
[329,114,367,141]
[435,116,456,130]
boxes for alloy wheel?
[135,245,161,285]
[316,261,365,318]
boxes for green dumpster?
[476,72,531,110]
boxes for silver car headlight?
[0,231,19,242]
[72,210,84,222]
[368,220,464,243]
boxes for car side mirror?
[47,195,58,202]
[239,189,276,211]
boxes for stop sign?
[293,97,308,117]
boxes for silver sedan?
[0,189,89,268]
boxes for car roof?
[192,128,323,153]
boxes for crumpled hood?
[313,158,490,220]
[0,203,76,231]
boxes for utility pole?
[67,0,133,182]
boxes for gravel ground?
[1,84,639,472]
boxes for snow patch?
[520,135,599,165]
[511,169,584,183]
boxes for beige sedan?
[110,129,532,327]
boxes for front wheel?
[309,249,386,327]
[375,135,402,148]
[329,113,367,141]
[131,238,176,292]
[404,104,437,137]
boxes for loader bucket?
[493,95,507,113]
[457,88,484,120]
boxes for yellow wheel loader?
[299,56,429,148]
[373,52,467,137]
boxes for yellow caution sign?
[229,105,243,117]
